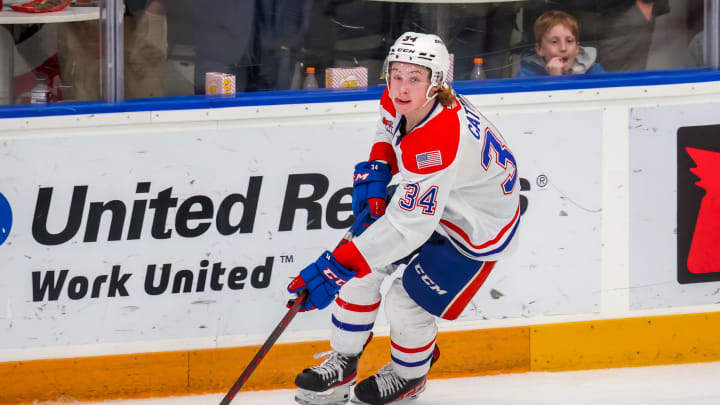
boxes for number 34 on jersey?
[460,96,518,195]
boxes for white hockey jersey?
[336,88,520,274]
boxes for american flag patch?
[416,150,442,169]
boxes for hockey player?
[287,32,520,405]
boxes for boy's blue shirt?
[516,45,606,78]
[517,61,606,78]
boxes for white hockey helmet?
[385,32,451,90]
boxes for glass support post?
[100,0,124,102]
[704,0,720,69]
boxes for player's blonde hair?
[435,84,456,107]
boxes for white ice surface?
[38,361,720,405]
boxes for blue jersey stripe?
[391,351,435,368]
[331,315,374,332]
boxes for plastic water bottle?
[303,67,319,89]
[470,58,487,81]
[31,76,51,104]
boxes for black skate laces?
[374,364,408,398]
[310,351,351,382]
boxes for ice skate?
[294,351,361,405]
[350,364,427,405]
[351,345,439,405]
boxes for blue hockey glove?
[348,207,378,238]
[353,161,392,217]
[287,251,356,311]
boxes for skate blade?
[350,385,426,404]
[350,396,421,404]
[296,385,353,405]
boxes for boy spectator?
[516,10,604,77]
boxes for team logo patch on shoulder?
[382,117,394,133]
[416,150,442,169]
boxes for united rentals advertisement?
[629,104,720,309]
[0,107,602,352]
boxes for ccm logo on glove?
[322,267,348,286]
[287,250,356,311]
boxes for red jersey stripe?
[441,261,495,320]
[333,241,372,278]
[391,337,437,354]
[440,204,520,251]
[380,88,396,116]
[335,297,381,312]
[369,142,399,174]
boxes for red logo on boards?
[684,147,720,274]
[677,125,720,283]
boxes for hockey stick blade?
[218,289,308,405]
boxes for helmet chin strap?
[422,82,440,107]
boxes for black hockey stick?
[219,231,353,405]
[218,288,309,405]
